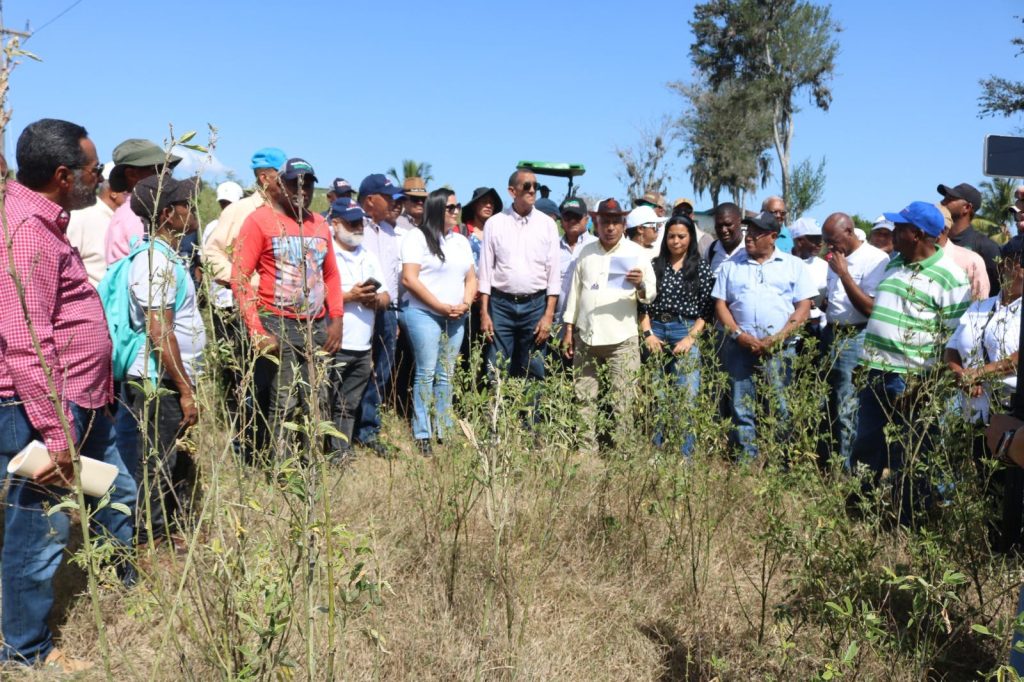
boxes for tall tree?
[614,117,674,203]
[387,160,434,185]
[978,16,1024,119]
[690,0,840,206]
[670,80,773,209]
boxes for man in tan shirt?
[563,198,656,454]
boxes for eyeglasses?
[518,182,538,192]
[770,209,787,219]
[746,229,774,240]
[639,223,660,231]
[75,163,103,177]
[445,203,462,214]
[407,197,426,205]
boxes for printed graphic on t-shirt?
[271,235,328,314]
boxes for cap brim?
[560,208,587,217]
[936,183,962,200]
[282,173,319,183]
[882,212,907,225]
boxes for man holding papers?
[562,198,656,454]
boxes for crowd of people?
[1,116,1024,671]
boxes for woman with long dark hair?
[399,188,477,454]
[639,214,715,453]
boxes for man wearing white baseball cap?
[790,216,829,329]
[625,205,667,255]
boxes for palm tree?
[977,176,1022,241]
[387,160,434,186]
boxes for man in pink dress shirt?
[103,138,181,264]
[478,169,561,380]
[0,119,137,671]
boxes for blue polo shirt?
[711,247,818,337]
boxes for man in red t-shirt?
[232,158,344,457]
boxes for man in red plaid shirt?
[0,119,137,672]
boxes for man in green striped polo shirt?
[851,201,970,520]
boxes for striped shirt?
[859,247,970,374]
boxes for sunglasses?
[407,197,426,204]
[518,182,538,192]
[445,203,462,214]
[75,163,103,177]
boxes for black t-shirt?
[950,226,1001,295]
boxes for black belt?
[386,303,399,311]
[650,311,695,323]
[491,289,545,303]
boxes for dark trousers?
[356,309,398,444]
[126,381,195,543]
[487,293,548,380]
[329,348,373,453]
[258,315,330,456]
[213,308,274,462]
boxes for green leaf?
[177,131,197,144]
[47,499,80,516]
[109,502,131,516]
[842,641,859,663]
[972,624,994,637]
[181,144,208,153]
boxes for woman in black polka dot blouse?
[639,215,715,454]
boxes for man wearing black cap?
[712,212,817,459]
[125,175,204,543]
[354,173,404,454]
[232,158,345,457]
[939,182,1000,295]
[555,197,595,341]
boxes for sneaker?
[415,439,433,456]
[43,648,93,673]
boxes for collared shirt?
[104,200,145,264]
[946,294,1021,421]
[202,192,266,284]
[945,240,990,301]
[562,237,657,346]
[825,241,890,325]
[66,198,115,287]
[711,247,818,337]
[556,231,597,322]
[707,239,744,275]
[804,255,829,321]
[860,247,971,374]
[333,242,385,351]
[950,225,1001,294]
[478,206,560,296]
[0,182,114,450]
[362,217,400,300]
[393,213,418,238]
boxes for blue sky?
[4,0,1023,220]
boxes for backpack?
[97,239,188,382]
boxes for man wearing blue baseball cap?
[353,173,404,455]
[327,197,390,462]
[851,200,971,522]
[203,146,287,461]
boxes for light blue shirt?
[711,246,817,336]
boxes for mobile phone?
[363,277,382,291]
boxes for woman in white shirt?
[945,239,1023,425]
[399,189,477,454]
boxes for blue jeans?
[356,308,398,444]
[822,325,866,467]
[400,306,466,440]
[114,382,139,477]
[721,338,794,460]
[487,293,548,380]
[850,369,908,477]
[1011,587,1024,674]
[651,318,701,455]
[0,398,137,664]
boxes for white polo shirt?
[825,242,890,325]
[333,242,385,351]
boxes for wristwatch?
[642,330,653,339]
[729,328,742,340]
